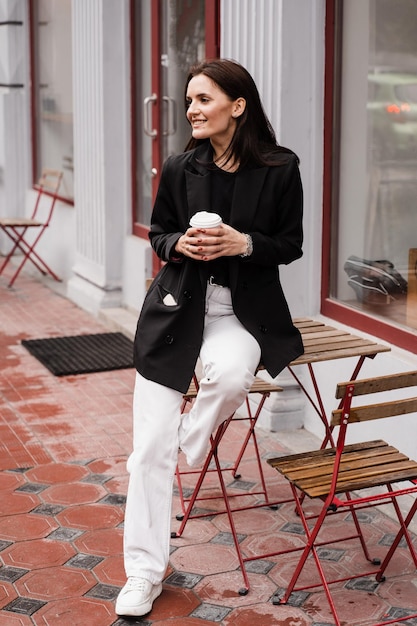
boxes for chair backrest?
[31,169,63,224]
[331,370,417,427]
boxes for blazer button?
[165,335,174,345]
[259,325,268,334]
[183,290,192,299]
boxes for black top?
[205,165,237,286]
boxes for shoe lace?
[126,577,147,591]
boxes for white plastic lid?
[189,211,222,228]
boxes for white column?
[278,0,326,320]
[221,0,325,318]
[221,0,283,134]
[68,0,131,313]
[221,0,326,430]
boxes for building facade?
[1,0,417,452]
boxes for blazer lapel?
[185,143,213,220]
[184,144,213,292]
[228,167,268,293]
[230,167,268,230]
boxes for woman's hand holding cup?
[176,211,248,260]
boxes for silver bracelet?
[240,233,253,258]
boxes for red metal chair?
[172,375,285,594]
[0,169,63,287]
[267,370,417,626]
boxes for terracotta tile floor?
[1,269,417,625]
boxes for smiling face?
[185,73,245,157]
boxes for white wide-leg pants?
[123,284,261,583]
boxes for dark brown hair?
[184,58,297,168]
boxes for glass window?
[132,0,207,229]
[330,0,417,334]
[31,0,73,200]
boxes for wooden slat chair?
[267,370,417,626]
[173,375,284,594]
[0,169,63,287]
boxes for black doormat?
[22,332,134,376]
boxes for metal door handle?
[162,96,177,136]
[144,94,157,137]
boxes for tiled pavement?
[1,268,417,626]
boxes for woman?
[116,58,304,617]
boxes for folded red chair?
[173,375,284,594]
[0,169,63,287]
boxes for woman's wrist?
[240,233,253,258]
[169,235,184,261]
[174,235,185,255]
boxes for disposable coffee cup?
[189,211,222,229]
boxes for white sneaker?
[115,576,162,617]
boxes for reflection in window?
[160,0,206,160]
[332,0,417,332]
[32,0,73,200]
[133,0,206,227]
[133,0,153,227]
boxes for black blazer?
[134,143,304,393]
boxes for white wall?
[122,235,152,314]
[221,0,326,318]
[220,0,327,429]
[68,0,132,314]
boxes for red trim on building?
[322,298,417,353]
[321,0,335,306]
[321,0,417,354]
[205,0,220,59]
[129,0,137,234]
[28,0,37,186]
[151,0,162,199]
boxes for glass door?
[132,0,155,233]
[132,0,219,239]
[160,0,206,162]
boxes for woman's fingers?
[178,224,246,259]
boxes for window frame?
[321,0,417,354]
[28,0,74,206]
